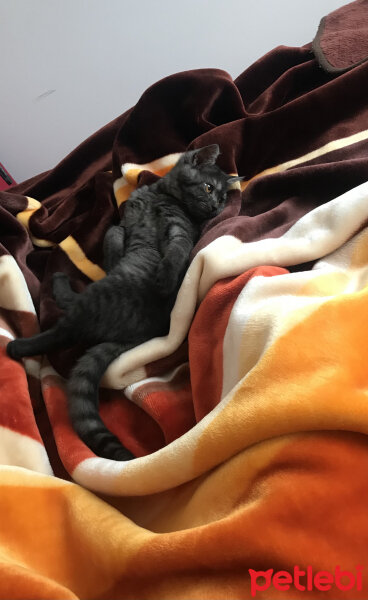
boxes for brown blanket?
[1,1,368,597]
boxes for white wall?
[0,0,349,183]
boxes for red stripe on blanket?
[135,364,196,444]
[0,307,38,339]
[145,341,189,378]
[190,266,288,420]
[100,389,166,457]
[0,348,43,443]
[43,381,165,471]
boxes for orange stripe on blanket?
[114,152,182,206]
[0,470,153,598]
[59,236,106,281]
[190,266,286,420]
[124,165,176,185]
[116,432,368,599]
[193,283,368,471]
[350,227,368,268]
[1,433,367,598]
[118,434,291,532]
[114,181,136,207]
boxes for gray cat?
[7,144,242,460]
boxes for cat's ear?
[183,144,220,167]
[227,175,245,187]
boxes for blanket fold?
[313,0,368,73]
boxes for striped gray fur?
[7,145,243,460]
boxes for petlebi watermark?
[249,565,363,596]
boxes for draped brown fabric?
[1,2,368,598]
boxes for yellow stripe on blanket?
[113,181,136,208]
[114,153,243,207]
[59,236,106,281]
[17,198,106,281]
[194,282,368,472]
[113,152,182,207]
[16,197,55,248]
[241,127,368,190]
[350,228,368,269]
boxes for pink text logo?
[249,565,363,596]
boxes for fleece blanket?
[2,1,368,598]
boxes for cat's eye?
[204,183,214,194]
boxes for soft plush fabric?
[313,0,368,73]
[1,1,368,598]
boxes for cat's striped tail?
[68,342,135,461]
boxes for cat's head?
[164,145,243,221]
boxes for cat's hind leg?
[52,272,77,310]
[103,225,126,272]
[7,321,73,361]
